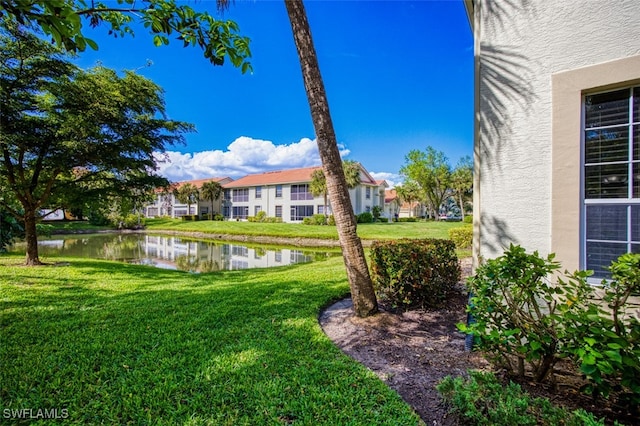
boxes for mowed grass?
[145,217,464,241]
[0,255,423,425]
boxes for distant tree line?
[397,146,473,220]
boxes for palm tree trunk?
[285,0,377,317]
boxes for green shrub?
[357,212,374,223]
[437,371,608,426]
[36,223,54,237]
[460,244,592,383]
[378,217,389,223]
[213,214,224,221]
[564,253,640,408]
[463,214,473,224]
[327,215,335,226]
[372,205,382,222]
[449,226,472,248]
[303,214,328,225]
[201,213,212,220]
[370,238,460,309]
[398,217,417,222]
[121,214,144,229]
[181,214,198,221]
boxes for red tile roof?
[225,164,381,188]
[224,166,323,188]
[156,177,232,193]
[385,189,398,203]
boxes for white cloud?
[370,171,403,189]
[154,136,354,182]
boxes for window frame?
[551,55,640,277]
[290,184,313,201]
[581,85,639,279]
[232,188,249,203]
[290,205,314,221]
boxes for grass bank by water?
[0,255,422,425]
[144,217,464,241]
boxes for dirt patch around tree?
[319,259,632,425]
[319,258,489,425]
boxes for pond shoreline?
[51,228,356,248]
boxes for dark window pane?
[634,87,639,123]
[632,205,640,242]
[586,205,627,240]
[585,89,629,128]
[585,163,629,198]
[586,241,627,279]
[635,163,640,198]
[585,127,629,163]
[634,125,639,161]
[632,243,640,254]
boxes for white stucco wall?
[475,0,640,261]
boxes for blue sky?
[74,0,473,186]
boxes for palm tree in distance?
[200,180,223,219]
[284,0,378,318]
[309,160,362,220]
[174,183,199,217]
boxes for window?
[275,205,282,218]
[290,184,313,200]
[318,205,331,215]
[255,186,262,199]
[290,205,314,221]
[223,189,231,201]
[583,86,639,279]
[275,185,283,198]
[231,245,249,257]
[232,188,249,202]
[232,206,248,219]
[366,187,371,199]
[254,205,262,216]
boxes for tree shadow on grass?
[0,260,421,424]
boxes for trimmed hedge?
[370,238,460,309]
[303,214,329,225]
[449,226,472,249]
[397,217,417,222]
[357,212,374,223]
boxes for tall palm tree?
[309,168,328,218]
[285,0,377,317]
[342,160,361,188]
[396,181,422,218]
[309,160,361,219]
[200,180,223,219]
[174,183,199,216]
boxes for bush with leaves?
[370,238,460,309]
[437,370,610,426]
[356,211,373,223]
[302,214,328,225]
[371,205,382,222]
[449,225,472,249]
[460,244,593,382]
[564,253,640,409]
[0,208,24,252]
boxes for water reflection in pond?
[13,233,337,272]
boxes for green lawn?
[0,255,423,425]
[145,217,465,241]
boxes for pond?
[10,233,338,273]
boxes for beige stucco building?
[465,0,640,280]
